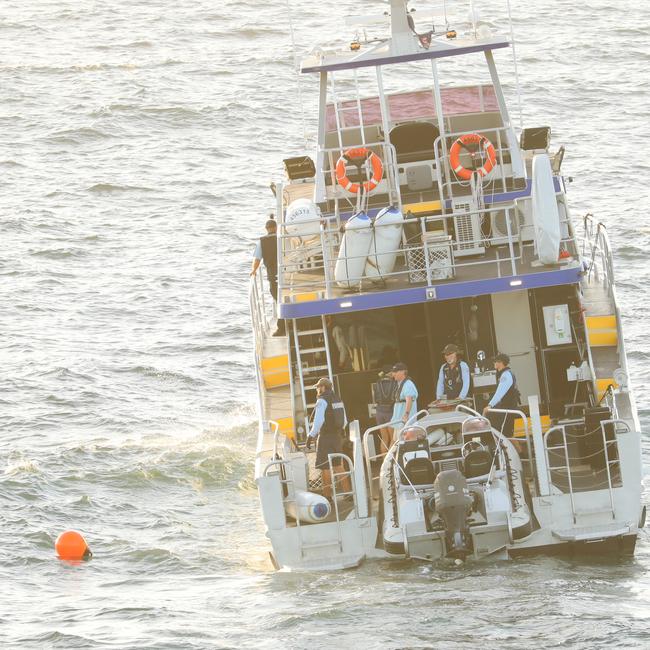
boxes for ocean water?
[1,1,649,648]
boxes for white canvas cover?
[531,154,561,265]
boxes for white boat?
[250,0,645,570]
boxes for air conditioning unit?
[490,203,535,245]
[451,197,484,257]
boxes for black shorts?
[315,433,342,469]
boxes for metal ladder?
[292,316,334,434]
[330,70,366,151]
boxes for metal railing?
[262,449,357,559]
[361,418,403,500]
[275,202,530,299]
[579,212,628,389]
[249,269,273,352]
[543,418,627,524]
[582,213,616,291]
[433,125,516,204]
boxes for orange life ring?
[335,147,383,194]
[449,133,497,181]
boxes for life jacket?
[443,362,464,399]
[320,389,345,435]
[495,368,520,409]
[260,233,277,280]
[373,377,397,406]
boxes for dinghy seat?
[463,449,493,479]
[403,457,436,486]
[398,438,436,486]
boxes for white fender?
[365,206,404,281]
[285,198,321,238]
[285,489,331,524]
[335,212,373,288]
[531,154,561,264]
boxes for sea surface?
[1,1,649,648]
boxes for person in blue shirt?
[306,377,351,500]
[391,362,419,434]
[436,343,471,400]
[483,353,520,437]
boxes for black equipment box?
[283,156,316,180]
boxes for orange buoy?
[449,133,497,181]
[55,530,92,561]
[335,147,383,194]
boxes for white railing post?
[349,421,369,518]
[528,395,550,496]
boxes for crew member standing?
[436,343,471,400]
[483,353,520,437]
[372,365,397,452]
[250,215,285,336]
[391,362,418,433]
[306,378,351,500]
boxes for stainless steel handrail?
[543,425,576,522]
[362,419,403,500]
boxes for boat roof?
[301,36,510,74]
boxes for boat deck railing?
[319,140,402,215]
[579,213,627,376]
[275,186,579,302]
[433,125,518,203]
[581,213,616,293]
[543,418,628,523]
[249,269,273,354]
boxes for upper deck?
[271,1,576,321]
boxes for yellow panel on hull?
[596,378,618,400]
[586,315,618,347]
[261,355,290,389]
[275,417,295,440]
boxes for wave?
[29,247,87,259]
[86,183,156,194]
[113,365,206,386]
[43,126,110,144]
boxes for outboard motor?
[433,469,473,560]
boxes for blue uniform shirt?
[308,398,347,437]
[391,379,418,423]
[489,369,514,408]
[436,361,470,399]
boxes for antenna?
[285,0,308,148]
[506,0,524,129]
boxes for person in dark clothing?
[372,365,397,452]
[306,377,351,499]
[250,216,285,336]
[436,343,471,400]
[483,353,520,438]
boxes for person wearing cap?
[436,343,471,401]
[483,353,520,437]
[251,215,285,336]
[391,362,418,431]
[371,365,397,451]
[306,378,351,499]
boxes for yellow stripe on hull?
[586,315,618,347]
[261,355,290,389]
